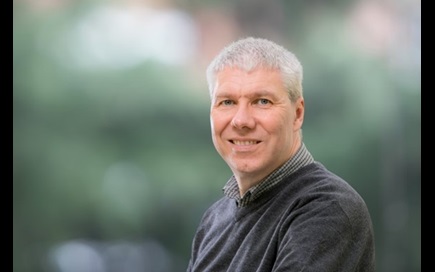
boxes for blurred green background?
[13,0,420,271]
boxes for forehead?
[214,67,285,95]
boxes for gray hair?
[206,37,303,102]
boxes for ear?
[293,97,304,130]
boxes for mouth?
[230,140,261,146]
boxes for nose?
[231,105,255,129]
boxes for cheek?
[210,115,218,130]
[210,113,228,132]
[262,111,291,131]
[210,117,223,140]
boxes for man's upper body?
[187,37,375,271]
[187,144,375,272]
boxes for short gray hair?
[206,37,303,102]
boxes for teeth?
[233,140,257,145]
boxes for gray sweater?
[187,162,375,272]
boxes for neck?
[235,139,302,197]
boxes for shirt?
[223,143,314,207]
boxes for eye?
[221,100,234,106]
[257,98,271,105]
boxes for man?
[187,37,375,271]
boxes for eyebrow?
[250,90,278,99]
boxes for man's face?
[210,67,304,183]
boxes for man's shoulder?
[282,162,367,207]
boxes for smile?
[231,140,260,145]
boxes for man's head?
[207,37,305,191]
[206,37,303,102]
